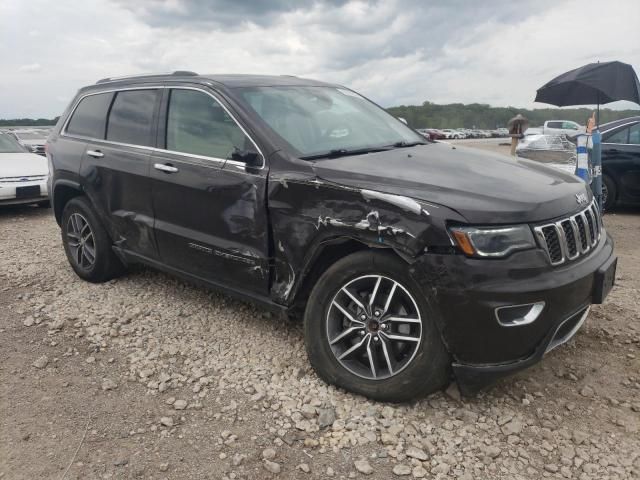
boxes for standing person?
[586,111,596,134]
[508,114,528,156]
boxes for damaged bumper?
[411,232,616,394]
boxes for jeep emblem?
[575,192,588,205]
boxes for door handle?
[154,163,179,173]
[87,150,104,158]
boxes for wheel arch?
[53,180,84,226]
[289,237,409,318]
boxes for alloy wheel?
[326,275,423,380]
[66,212,96,270]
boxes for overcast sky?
[1,0,639,118]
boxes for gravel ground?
[1,202,639,480]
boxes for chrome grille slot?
[560,220,578,258]
[534,200,602,266]
[574,215,588,251]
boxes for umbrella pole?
[592,127,603,211]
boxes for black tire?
[304,250,450,402]
[37,200,50,208]
[602,174,616,211]
[61,196,125,283]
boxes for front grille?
[534,200,602,266]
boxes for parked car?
[599,116,640,210]
[440,129,464,139]
[423,128,446,140]
[8,129,48,156]
[415,129,432,141]
[47,72,616,401]
[526,120,585,137]
[0,132,50,206]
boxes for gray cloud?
[115,0,352,29]
[1,0,639,118]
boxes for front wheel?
[304,251,450,402]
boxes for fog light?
[495,302,545,327]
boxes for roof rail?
[96,71,199,84]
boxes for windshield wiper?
[300,146,392,160]
[389,141,427,148]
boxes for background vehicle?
[599,116,640,209]
[423,128,446,140]
[526,120,585,137]
[0,132,49,206]
[8,129,48,156]
[440,129,464,139]
[48,72,616,401]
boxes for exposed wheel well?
[53,185,83,225]
[289,238,405,319]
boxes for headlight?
[449,225,535,258]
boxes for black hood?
[311,143,590,224]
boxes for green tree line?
[386,101,640,129]
[2,102,639,130]
[0,117,59,127]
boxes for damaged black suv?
[47,72,617,401]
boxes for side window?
[563,121,578,130]
[106,89,159,146]
[166,89,250,160]
[547,121,563,129]
[628,123,640,144]
[65,92,114,139]
[605,127,629,144]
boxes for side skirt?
[113,246,288,315]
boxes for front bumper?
[411,231,616,394]
[0,179,48,206]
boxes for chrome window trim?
[60,85,265,170]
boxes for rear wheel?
[304,251,450,402]
[61,196,125,282]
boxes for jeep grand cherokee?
[47,72,617,401]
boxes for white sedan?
[0,132,49,207]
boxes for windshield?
[0,134,26,153]
[236,86,424,158]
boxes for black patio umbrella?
[534,61,640,122]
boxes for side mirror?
[398,117,408,125]
[231,148,262,168]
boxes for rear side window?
[65,92,114,139]
[547,121,563,129]
[106,89,159,146]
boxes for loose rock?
[354,459,374,475]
